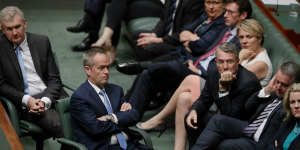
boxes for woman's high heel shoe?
[136,122,167,137]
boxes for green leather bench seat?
[250,0,300,73]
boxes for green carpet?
[0,0,174,149]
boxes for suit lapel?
[26,33,43,78]
[4,37,23,79]
[86,81,108,113]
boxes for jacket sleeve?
[114,88,140,126]
[162,0,204,45]
[70,94,123,136]
[188,23,226,56]
[32,36,64,102]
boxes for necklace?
[293,123,300,133]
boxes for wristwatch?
[106,114,113,121]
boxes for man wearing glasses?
[185,42,261,147]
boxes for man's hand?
[139,33,157,38]
[183,41,192,53]
[264,75,277,95]
[180,30,200,42]
[186,110,198,129]
[219,71,236,92]
[97,115,109,121]
[187,60,199,73]
[37,100,45,113]
[27,97,44,114]
[120,102,132,111]
[137,36,163,47]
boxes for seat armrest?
[129,126,153,148]
[57,138,88,150]
[20,120,43,134]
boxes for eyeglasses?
[215,59,236,65]
[205,1,222,6]
[224,9,239,16]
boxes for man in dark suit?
[134,0,204,61]
[184,42,261,147]
[70,48,151,150]
[124,0,252,115]
[0,6,67,138]
[190,61,300,150]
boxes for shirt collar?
[14,34,28,50]
[230,27,238,36]
[88,80,105,94]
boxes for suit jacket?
[71,81,141,150]
[191,63,261,121]
[0,32,67,110]
[153,0,204,45]
[267,117,300,150]
[184,12,226,57]
[243,92,286,149]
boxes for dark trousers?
[128,60,195,116]
[84,0,162,47]
[131,30,180,61]
[22,108,63,138]
[190,114,261,150]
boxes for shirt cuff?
[41,97,52,110]
[111,114,118,124]
[22,94,31,107]
[258,88,271,98]
[219,91,229,98]
[198,69,202,75]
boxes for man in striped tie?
[70,47,152,150]
[190,61,300,150]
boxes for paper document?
[262,0,299,5]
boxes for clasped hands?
[27,97,45,115]
[97,102,132,122]
[180,30,200,53]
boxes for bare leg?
[141,75,201,131]
[174,75,201,150]
[91,27,114,48]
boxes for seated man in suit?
[70,48,151,150]
[125,0,252,115]
[0,6,67,138]
[184,42,261,147]
[133,0,204,61]
[190,61,300,150]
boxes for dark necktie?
[243,99,280,137]
[15,46,29,94]
[165,0,177,33]
[99,90,127,149]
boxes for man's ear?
[240,12,248,20]
[84,66,90,76]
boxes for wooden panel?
[0,102,24,150]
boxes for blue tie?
[15,46,29,94]
[99,90,127,149]
[165,0,177,33]
[243,99,280,137]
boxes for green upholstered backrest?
[56,98,73,140]
[0,97,21,136]
[250,1,300,73]
[126,17,160,34]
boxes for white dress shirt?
[18,35,51,110]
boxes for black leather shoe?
[66,19,88,33]
[116,62,143,75]
[72,36,96,52]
